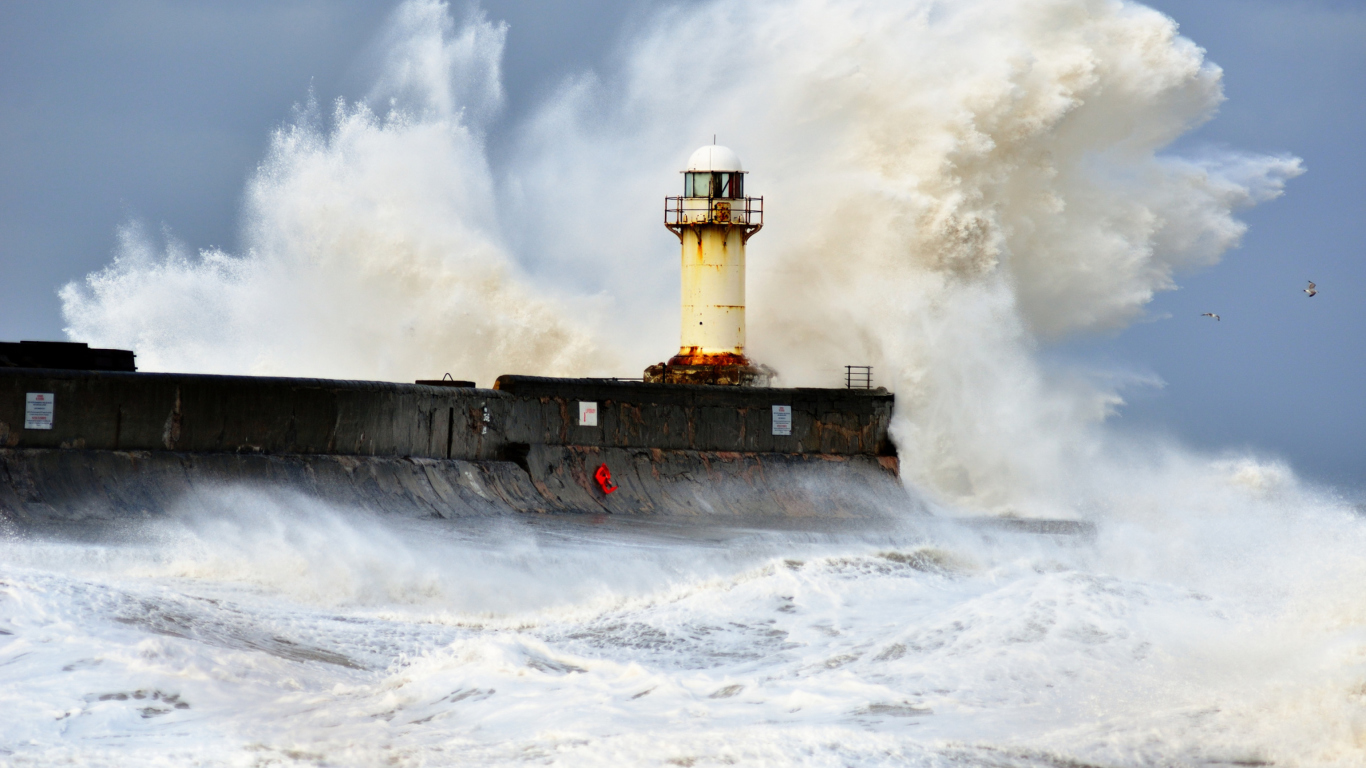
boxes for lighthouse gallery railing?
[664,196,763,243]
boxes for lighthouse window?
[719,173,743,198]
[685,172,744,198]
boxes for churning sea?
[2,482,1363,767]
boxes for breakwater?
[0,369,908,525]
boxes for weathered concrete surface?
[0,369,501,459]
[518,445,906,518]
[0,370,894,458]
[494,376,895,456]
[0,448,914,529]
[0,370,909,526]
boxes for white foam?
[2,495,1363,765]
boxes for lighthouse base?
[645,354,774,386]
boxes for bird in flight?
[1305,281,1317,297]
[1201,313,1220,321]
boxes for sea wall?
[0,370,895,459]
[492,375,895,456]
[0,369,906,526]
[0,370,493,459]
[0,448,912,529]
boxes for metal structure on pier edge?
[845,366,873,390]
[645,144,770,386]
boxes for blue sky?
[0,0,1361,489]
[1073,0,1366,490]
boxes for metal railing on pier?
[845,366,873,390]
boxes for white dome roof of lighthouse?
[687,145,743,172]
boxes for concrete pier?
[0,369,908,525]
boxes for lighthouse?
[645,144,768,386]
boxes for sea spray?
[60,3,602,386]
[506,0,1303,513]
[2,490,1364,765]
[60,0,1300,515]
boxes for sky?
[1073,0,1366,490]
[0,0,1362,490]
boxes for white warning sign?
[25,392,54,430]
[578,401,598,427]
[771,404,792,436]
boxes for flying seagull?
[1305,281,1317,297]
[1201,313,1220,321]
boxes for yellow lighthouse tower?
[645,145,767,386]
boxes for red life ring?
[594,464,619,494]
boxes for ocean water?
[3,482,1364,766]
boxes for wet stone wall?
[0,370,904,523]
[492,376,894,456]
[0,370,503,460]
[0,370,895,460]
